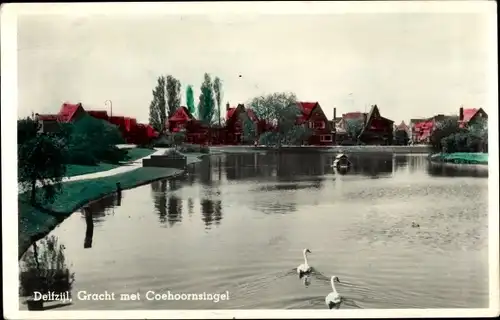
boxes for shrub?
[66,115,128,165]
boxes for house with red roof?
[294,101,334,145]
[58,102,86,122]
[357,105,394,145]
[34,102,86,132]
[166,106,210,145]
[459,106,487,128]
[223,103,262,145]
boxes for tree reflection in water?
[200,198,223,228]
[19,235,75,309]
[151,179,183,227]
[426,162,488,178]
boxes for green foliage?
[66,115,127,166]
[149,76,167,133]
[394,129,409,145]
[441,132,484,153]
[431,117,488,153]
[247,92,307,147]
[197,73,216,124]
[19,236,75,296]
[186,85,196,116]
[166,75,182,118]
[171,132,186,148]
[213,77,223,124]
[242,117,257,143]
[18,128,68,205]
[345,119,364,142]
[429,118,461,152]
[18,117,40,145]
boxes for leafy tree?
[242,117,257,144]
[429,118,461,152]
[247,92,309,147]
[394,129,409,145]
[149,76,167,134]
[213,77,223,125]
[18,117,40,145]
[345,119,364,143]
[18,129,68,205]
[166,75,181,118]
[66,115,127,165]
[197,73,215,124]
[186,85,196,116]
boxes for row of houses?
[35,103,159,145]
[393,107,488,145]
[35,101,486,147]
[166,102,396,146]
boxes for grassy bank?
[18,152,206,259]
[429,152,488,165]
[65,147,156,177]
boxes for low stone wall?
[142,155,187,169]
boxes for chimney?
[226,102,230,111]
[333,107,337,120]
[459,106,464,121]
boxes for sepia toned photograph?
[2,1,498,319]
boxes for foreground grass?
[65,147,156,177]
[18,166,183,259]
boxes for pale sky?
[16,6,496,124]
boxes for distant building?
[294,102,334,145]
[357,105,394,145]
[458,107,488,128]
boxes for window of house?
[313,121,325,129]
[320,135,332,142]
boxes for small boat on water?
[332,153,352,169]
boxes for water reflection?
[347,154,393,177]
[19,236,75,310]
[80,192,122,224]
[80,192,122,248]
[151,180,183,227]
[426,162,489,178]
[201,198,223,228]
[83,208,93,249]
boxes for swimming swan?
[296,248,312,277]
[325,276,342,309]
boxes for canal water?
[25,153,489,310]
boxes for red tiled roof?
[296,102,320,124]
[58,103,83,122]
[246,108,259,122]
[170,107,194,122]
[146,124,158,137]
[462,108,478,123]
[298,102,317,116]
[226,107,237,121]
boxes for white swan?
[325,276,342,309]
[296,248,312,277]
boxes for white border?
[2,2,499,319]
